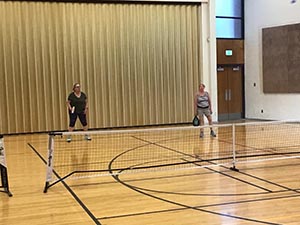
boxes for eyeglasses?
[75,85,80,88]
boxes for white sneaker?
[200,131,204,138]
[66,136,72,142]
[84,134,91,141]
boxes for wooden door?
[217,67,228,116]
[217,66,243,121]
[228,66,243,119]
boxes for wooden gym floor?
[1,127,300,225]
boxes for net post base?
[0,187,13,197]
[230,166,239,172]
[0,178,13,196]
[43,182,49,193]
[7,190,13,197]
[0,165,13,197]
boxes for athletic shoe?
[84,134,92,141]
[200,131,204,138]
[210,130,216,137]
[66,136,72,142]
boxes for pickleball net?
[44,120,300,192]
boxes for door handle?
[228,89,231,101]
[225,89,228,101]
[217,67,224,72]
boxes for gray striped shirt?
[197,92,209,108]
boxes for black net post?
[0,134,13,197]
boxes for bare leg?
[83,125,88,131]
[206,115,216,137]
[199,115,204,138]
[206,115,213,126]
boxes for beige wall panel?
[0,1,202,134]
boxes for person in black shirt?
[66,83,91,142]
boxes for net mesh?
[234,122,300,163]
[46,121,300,184]
[49,125,232,181]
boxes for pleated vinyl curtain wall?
[0,1,203,134]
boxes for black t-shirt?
[68,92,87,113]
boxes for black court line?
[28,132,298,225]
[68,168,300,196]
[27,143,101,225]
[132,135,196,158]
[187,158,274,192]
[200,141,300,194]
[188,157,296,193]
[108,137,281,224]
[124,181,299,197]
[181,149,300,196]
[133,135,274,192]
[222,163,300,193]
[98,192,300,221]
[188,134,300,194]
[107,135,296,224]
[110,173,281,225]
[218,137,300,161]
[69,159,300,191]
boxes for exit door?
[217,66,243,121]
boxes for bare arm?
[84,98,88,114]
[207,92,213,113]
[194,93,198,115]
[66,100,72,111]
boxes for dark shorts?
[69,111,87,127]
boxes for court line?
[109,133,300,197]
[200,143,300,194]
[223,163,300,193]
[69,160,300,189]
[190,135,300,193]
[98,192,300,221]
[27,143,101,225]
[107,136,281,224]
[28,130,298,225]
[133,135,274,192]
[105,135,288,224]
[110,173,281,225]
